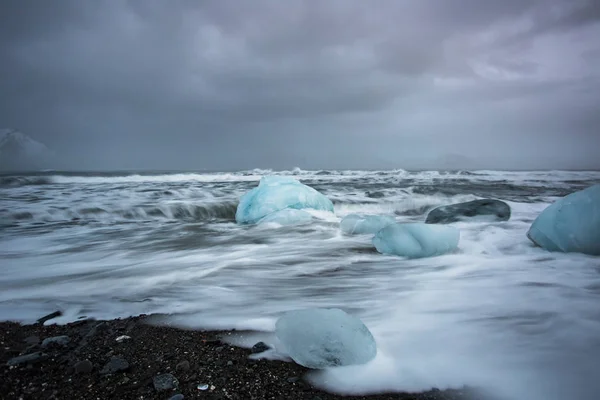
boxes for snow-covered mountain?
[0,129,55,170]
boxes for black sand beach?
[1,314,484,400]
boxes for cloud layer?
[1,0,599,170]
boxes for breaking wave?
[6,201,238,223]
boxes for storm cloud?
[1,0,599,170]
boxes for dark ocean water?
[1,169,600,400]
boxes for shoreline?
[0,313,486,400]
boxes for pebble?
[251,342,271,354]
[153,373,179,392]
[175,360,190,372]
[23,335,40,346]
[169,395,184,400]
[74,359,93,374]
[6,352,45,366]
[100,357,130,374]
[287,377,300,383]
[115,335,131,342]
[227,361,233,366]
[41,336,70,348]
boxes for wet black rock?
[74,359,93,374]
[7,352,46,366]
[153,373,179,392]
[41,335,70,348]
[100,357,130,374]
[425,199,511,224]
[23,335,40,345]
[36,311,62,325]
[175,360,190,373]
[251,341,271,354]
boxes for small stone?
[215,346,224,352]
[115,335,131,343]
[24,336,40,346]
[153,373,178,392]
[169,395,184,400]
[7,352,45,366]
[175,360,190,372]
[41,336,70,348]
[100,357,130,374]
[226,361,233,366]
[74,359,93,374]
[251,342,270,354]
[36,311,62,325]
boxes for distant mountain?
[0,129,55,171]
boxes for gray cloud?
[0,0,599,170]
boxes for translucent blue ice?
[340,214,396,235]
[235,176,334,225]
[373,223,460,258]
[275,308,377,369]
[527,184,600,255]
[258,208,313,226]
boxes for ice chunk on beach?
[373,223,460,258]
[527,184,600,255]
[340,214,396,235]
[235,176,334,224]
[275,308,377,369]
[258,208,313,226]
[425,199,511,224]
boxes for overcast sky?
[1,0,599,170]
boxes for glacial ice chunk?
[340,214,396,235]
[258,208,313,226]
[527,184,600,255]
[373,223,460,258]
[235,176,334,224]
[275,308,377,369]
[425,199,511,224]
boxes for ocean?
[1,169,600,400]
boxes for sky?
[0,0,599,171]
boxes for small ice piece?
[115,335,131,342]
[197,384,209,391]
[257,208,313,226]
[275,308,377,369]
[425,199,511,224]
[340,214,396,235]
[527,184,600,255]
[235,176,334,224]
[373,223,460,258]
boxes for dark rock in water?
[251,342,271,354]
[36,311,62,325]
[41,335,70,348]
[153,373,179,392]
[366,191,385,198]
[169,395,184,400]
[175,360,190,372]
[74,359,93,374]
[100,357,130,374]
[7,352,46,366]
[425,199,511,224]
